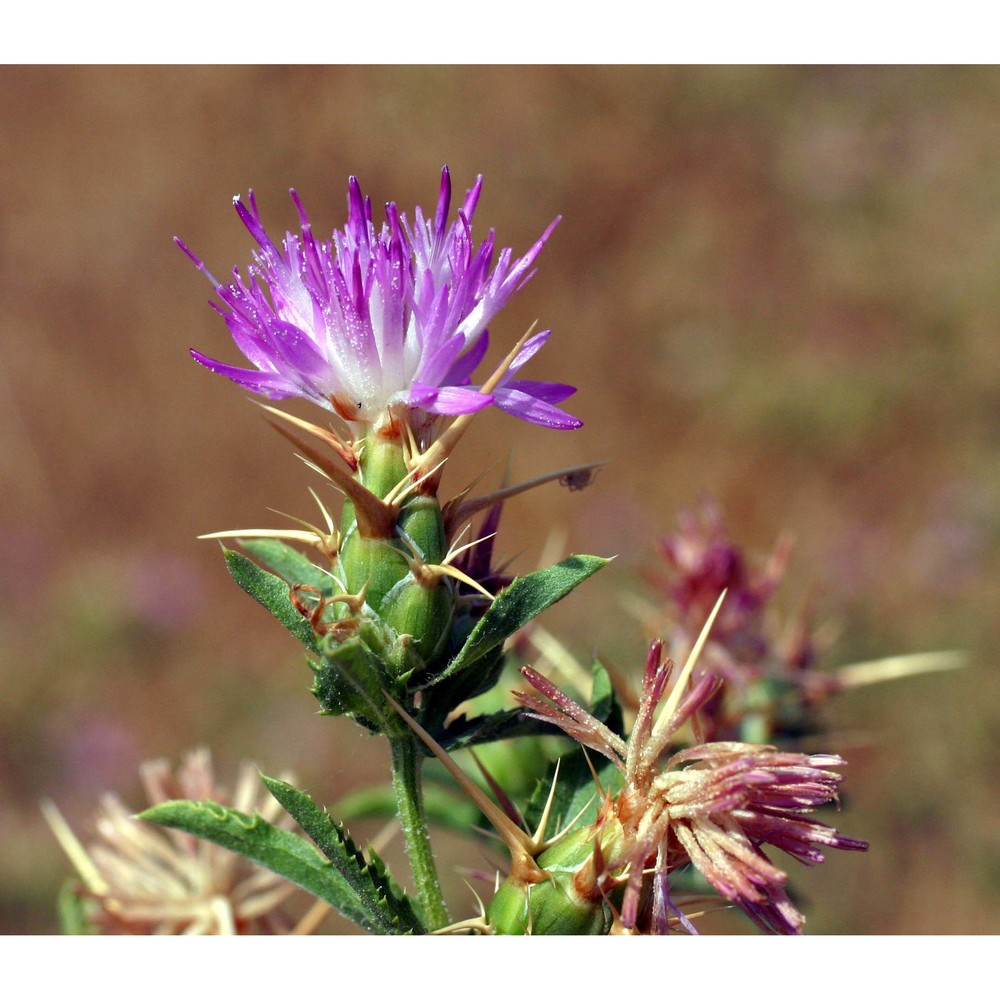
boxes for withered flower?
[516,596,868,934]
[44,749,299,934]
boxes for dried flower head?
[180,166,579,434]
[43,749,299,934]
[516,599,868,934]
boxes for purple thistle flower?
[180,167,580,432]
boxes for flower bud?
[487,825,618,936]
[311,635,395,731]
[378,495,454,664]
[337,436,411,606]
[378,572,453,667]
[339,525,410,611]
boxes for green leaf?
[420,646,507,728]
[260,775,424,935]
[238,538,336,593]
[523,749,623,836]
[332,782,481,833]
[56,879,95,935]
[222,546,319,654]
[428,554,610,688]
[139,798,402,935]
[434,708,558,752]
[587,659,626,735]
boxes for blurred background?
[1,65,997,934]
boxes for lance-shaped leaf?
[260,775,423,935]
[434,708,561,752]
[332,783,481,834]
[239,538,336,593]
[139,798,408,934]
[222,546,319,654]
[426,554,610,688]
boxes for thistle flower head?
[645,502,835,742]
[43,749,298,935]
[181,167,579,435]
[516,602,868,934]
[652,501,792,670]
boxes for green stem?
[390,732,450,930]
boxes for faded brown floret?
[517,622,868,934]
[44,749,299,934]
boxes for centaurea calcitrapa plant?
[52,167,899,936]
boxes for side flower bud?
[487,824,618,936]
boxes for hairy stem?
[390,732,450,930]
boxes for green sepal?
[238,538,337,594]
[357,435,408,500]
[260,774,424,935]
[426,554,610,689]
[488,876,611,936]
[222,547,319,654]
[339,528,409,611]
[138,798,395,934]
[395,495,447,564]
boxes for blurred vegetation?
[1,65,997,933]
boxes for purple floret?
[182,167,580,431]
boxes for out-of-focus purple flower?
[651,501,792,673]
[125,553,205,632]
[181,167,579,432]
[647,502,965,744]
[645,501,825,742]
